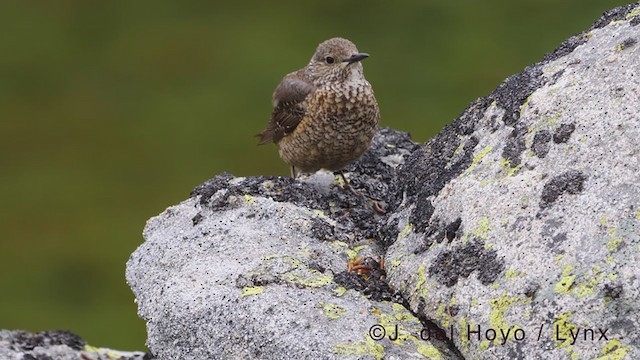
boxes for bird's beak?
[346,53,369,64]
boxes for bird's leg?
[290,165,297,179]
[338,170,386,215]
[338,170,361,197]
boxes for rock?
[386,3,640,360]
[127,2,640,359]
[127,129,460,359]
[0,330,150,360]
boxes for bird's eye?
[325,56,335,64]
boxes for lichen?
[465,145,493,174]
[520,94,534,115]
[398,223,413,240]
[471,217,492,240]
[334,287,347,297]
[269,256,333,287]
[505,269,524,279]
[576,266,605,298]
[554,264,575,294]
[488,292,528,344]
[345,244,368,260]
[241,286,264,297]
[607,237,622,252]
[600,215,608,225]
[321,302,347,319]
[625,7,640,20]
[479,340,490,350]
[595,339,631,360]
[335,337,384,360]
[331,240,348,250]
[553,312,576,348]
[505,163,523,177]
[414,265,429,298]
[417,344,442,359]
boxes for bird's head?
[307,37,369,83]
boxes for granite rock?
[127,3,640,359]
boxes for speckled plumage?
[258,37,380,175]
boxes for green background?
[0,0,629,351]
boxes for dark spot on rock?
[619,37,637,50]
[307,261,326,274]
[444,218,462,242]
[191,172,235,205]
[531,130,552,158]
[494,66,545,125]
[23,355,53,360]
[309,217,335,241]
[333,271,401,302]
[378,216,401,248]
[603,282,623,299]
[191,213,203,226]
[235,275,253,288]
[410,193,435,234]
[502,124,528,166]
[251,273,279,286]
[632,16,640,26]
[524,283,540,298]
[592,3,640,29]
[394,128,479,214]
[553,123,576,143]
[553,232,567,244]
[12,330,86,351]
[540,170,587,209]
[543,33,591,61]
[419,217,463,251]
[428,240,504,287]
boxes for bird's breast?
[309,83,379,121]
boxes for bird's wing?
[257,71,315,145]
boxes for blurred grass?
[0,0,630,350]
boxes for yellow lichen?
[271,256,333,287]
[505,269,521,279]
[322,302,347,319]
[607,237,622,252]
[625,8,640,20]
[414,265,429,298]
[345,244,368,260]
[471,217,492,240]
[553,312,576,348]
[505,164,523,177]
[488,292,528,344]
[465,145,493,174]
[334,287,347,297]
[398,223,413,239]
[240,286,264,298]
[335,337,384,360]
[594,339,631,360]
[554,265,575,294]
[417,344,442,359]
[576,269,605,298]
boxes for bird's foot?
[337,170,386,215]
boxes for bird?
[257,37,380,185]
